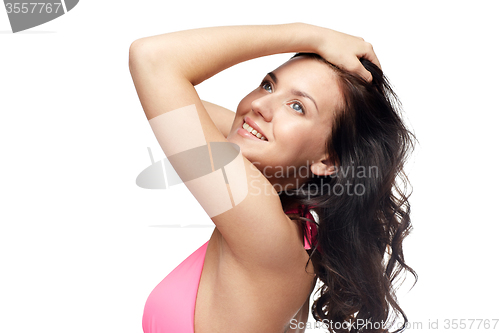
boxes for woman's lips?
[237,119,268,141]
[244,116,266,139]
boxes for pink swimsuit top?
[142,206,318,333]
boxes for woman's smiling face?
[226,56,343,185]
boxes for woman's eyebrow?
[291,89,318,113]
[266,71,319,113]
[267,71,278,83]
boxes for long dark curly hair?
[281,53,417,333]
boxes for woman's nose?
[251,95,274,122]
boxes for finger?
[352,62,373,82]
[364,53,382,70]
[360,68,373,83]
[361,42,382,70]
[344,57,373,82]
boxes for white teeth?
[243,121,267,141]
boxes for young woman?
[129,23,415,333]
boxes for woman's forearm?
[129,24,379,121]
[130,23,321,86]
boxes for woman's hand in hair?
[307,23,381,82]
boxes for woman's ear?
[310,156,337,177]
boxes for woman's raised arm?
[130,24,377,96]
[128,23,378,267]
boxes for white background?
[1,1,499,332]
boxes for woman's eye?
[262,82,272,92]
[290,102,304,114]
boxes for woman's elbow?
[129,39,155,71]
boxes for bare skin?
[196,225,315,333]
[129,23,379,332]
[201,100,316,333]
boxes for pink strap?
[285,205,320,252]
